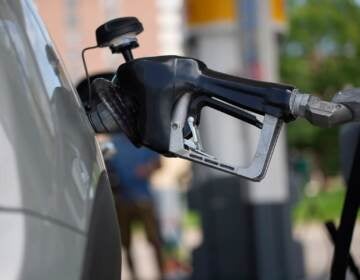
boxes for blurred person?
[107,133,164,280]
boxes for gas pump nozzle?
[110,56,295,181]
[86,17,360,181]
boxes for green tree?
[281,0,360,176]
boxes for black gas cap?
[95,17,143,47]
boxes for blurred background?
[33,0,360,279]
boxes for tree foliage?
[280,0,360,175]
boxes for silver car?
[0,0,121,279]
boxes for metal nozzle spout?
[290,90,353,127]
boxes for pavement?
[294,223,360,280]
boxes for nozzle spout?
[290,90,353,127]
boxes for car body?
[0,0,121,279]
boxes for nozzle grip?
[197,67,295,122]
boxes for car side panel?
[0,211,85,280]
[0,0,104,231]
[0,1,121,278]
[81,172,122,280]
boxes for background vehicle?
[0,1,120,279]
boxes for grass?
[293,187,347,224]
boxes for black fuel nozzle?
[87,18,338,181]
[112,56,295,152]
[110,56,299,179]
[84,14,298,179]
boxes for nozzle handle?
[196,67,295,122]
